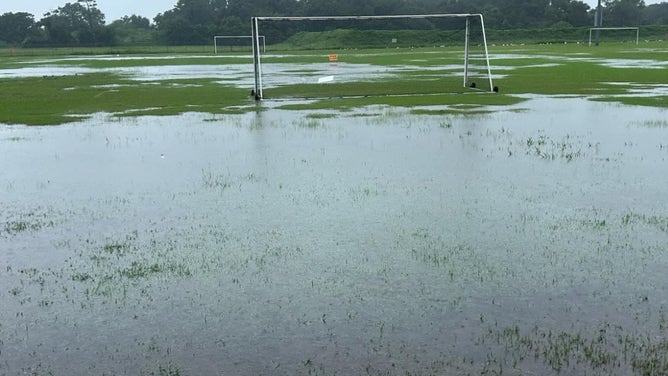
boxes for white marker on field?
[318,75,334,83]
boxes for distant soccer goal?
[214,35,265,54]
[250,14,496,100]
[588,27,639,46]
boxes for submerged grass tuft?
[482,321,668,375]
[140,361,184,376]
[631,119,668,128]
[521,132,593,162]
[295,118,324,128]
[1,209,58,236]
[120,261,192,279]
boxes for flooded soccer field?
[2,98,667,375]
[1,43,668,375]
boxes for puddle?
[4,51,663,104]
[492,52,668,69]
[0,52,493,91]
[26,54,245,64]
[603,82,668,96]
[597,58,668,69]
[1,98,667,374]
[0,66,100,78]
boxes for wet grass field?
[1,42,668,375]
[1,42,667,125]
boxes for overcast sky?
[0,0,178,22]
[1,0,666,23]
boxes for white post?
[478,15,494,92]
[251,18,263,99]
[464,17,470,88]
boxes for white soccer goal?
[214,35,266,54]
[588,27,639,46]
[250,14,495,100]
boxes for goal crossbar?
[251,13,495,100]
[253,13,484,22]
[588,27,639,46]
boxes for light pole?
[594,0,603,46]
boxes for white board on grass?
[317,75,334,83]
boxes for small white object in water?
[318,75,334,83]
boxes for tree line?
[1,0,666,47]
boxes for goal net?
[250,14,495,100]
[214,35,266,54]
[588,27,639,46]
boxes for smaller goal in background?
[213,35,266,54]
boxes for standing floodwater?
[1,98,667,375]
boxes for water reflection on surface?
[1,98,667,375]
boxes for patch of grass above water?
[0,72,249,125]
[593,95,668,108]
[2,42,667,125]
[305,113,337,119]
[492,43,668,108]
[275,91,523,112]
[410,108,494,116]
[295,118,324,128]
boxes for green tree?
[565,0,592,26]
[76,0,106,30]
[212,16,246,36]
[38,13,75,45]
[173,0,217,25]
[154,12,201,44]
[155,0,218,44]
[108,15,156,45]
[642,3,668,25]
[34,1,108,45]
[604,0,645,26]
[0,12,36,45]
[115,15,151,29]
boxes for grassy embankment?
[1,35,667,125]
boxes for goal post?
[214,35,266,54]
[588,27,639,46]
[250,13,495,100]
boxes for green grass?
[1,45,213,58]
[1,42,667,125]
[264,43,668,109]
[275,91,523,111]
[0,73,250,125]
